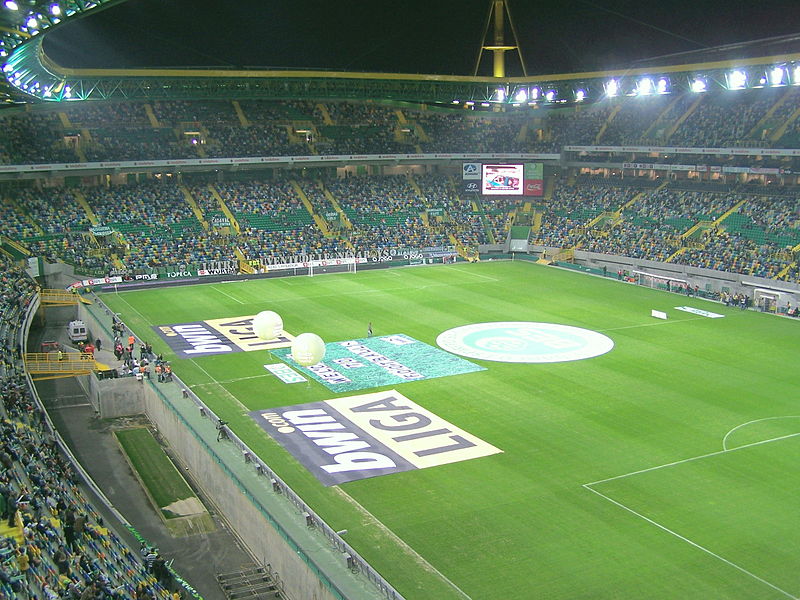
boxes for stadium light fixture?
[26,17,37,28]
[50,3,60,15]
[451,99,459,104]
[575,89,586,102]
[480,102,490,107]
[770,66,785,86]
[690,77,707,93]
[656,77,669,94]
[493,87,506,102]
[728,70,747,90]
[637,78,653,96]
[4,1,18,10]
[794,65,800,85]
[530,87,540,100]
[545,89,556,102]
[514,88,527,103]
[605,79,619,97]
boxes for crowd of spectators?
[0,259,187,598]
[0,173,797,283]
[5,89,800,165]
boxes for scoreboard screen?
[481,164,524,195]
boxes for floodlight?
[451,99,459,104]
[656,78,669,94]
[2,64,11,73]
[4,1,18,10]
[480,102,490,107]
[494,87,506,101]
[545,90,556,102]
[514,89,527,103]
[606,79,619,97]
[637,78,653,96]
[690,78,706,93]
[794,66,800,85]
[530,87,540,100]
[50,3,60,15]
[729,70,746,90]
[770,66,785,86]
[464,101,474,106]
[575,89,585,102]
[26,17,37,28]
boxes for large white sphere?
[252,311,283,341]
[291,333,326,366]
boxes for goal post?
[632,270,688,293]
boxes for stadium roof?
[3,0,800,106]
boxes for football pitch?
[102,261,800,600]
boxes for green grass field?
[115,427,197,518]
[101,261,800,599]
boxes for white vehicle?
[67,320,88,343]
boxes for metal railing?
[89,292,406,600]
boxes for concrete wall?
[141,388,343,600]
[88,374,145,418]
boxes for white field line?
[191,374,271,387]
[583,485,799,600]
[189,359,249,413]
[113,293,149,324]
[333,487,474,600]
[597,316,707,332]
[585,431,800,487]
[722,416,800,451]
[212,285,245,304]
[441,265,499,282]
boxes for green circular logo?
[437,322,614,363]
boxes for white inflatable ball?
[291,333,326,366]
[252,311,283,341]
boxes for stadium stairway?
[5,196,44,236]
[144,104,161,128]
[747,87,793,139]
[73,190,100,226]
[180,185,210,231]
[232,100,250,126]
[57,112,72,128]
[713,197,748,228]
[663,94,704,142]
[208,184,241,233]
[316,103,334,125]
[643,94,681,139]
[216,565,282,599]
[771,104,800,142]
[319,181,352,229]
[594,104,622,144]
[665,246,687,263]
[290,180,330,235]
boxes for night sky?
[42,0,800,76]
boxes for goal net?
[632,270,688,293]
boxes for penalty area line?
[585,431,800,487]
[441,265,499,282]
[582,484,799,599]
[212,285,245,304]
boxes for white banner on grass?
[674,306,725,319]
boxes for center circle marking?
[436,322,614,363]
